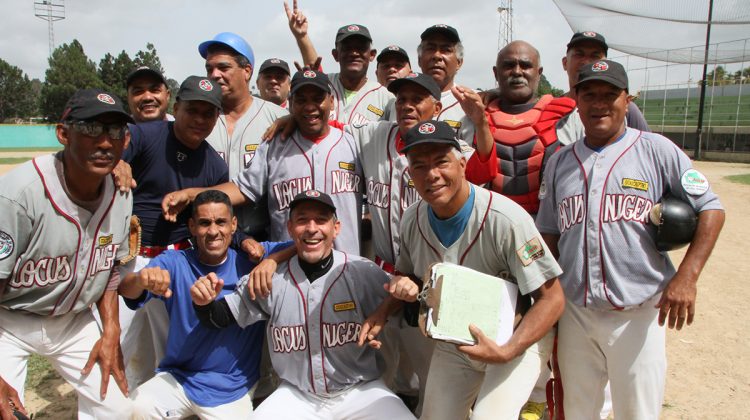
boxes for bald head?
[494,40,543,105]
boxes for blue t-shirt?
[125,241,291,407]
[123,121,229,246]
[427,185,476,248]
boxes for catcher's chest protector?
[486,95,576,214]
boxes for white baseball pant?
[130,371,254,420]
[557,298,666,420]
[253,379,416,419]
[0,308,132,420]
[420,329,554,420]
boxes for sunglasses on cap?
[65,121,129,140]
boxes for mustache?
[508,77,528,86]
[89,151,115,161]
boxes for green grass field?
[725,173,750,185]
[634,95,750,127]
[0,157,33,164]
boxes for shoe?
[519,401,547,420]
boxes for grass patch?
[25,354,56,389]
[725,173,750,185]
[0,157,33,164]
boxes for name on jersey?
[273,177,314,210]
[322,322,361,348]
[331,170,361,195]
[350,112,370,128]
[558,194,586,232]
[10,243,120,289]
[621,178,649,191]
[367,178,418,211]
[270,322,362,353]
[603,194,653,224]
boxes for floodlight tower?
[34,0,66,57]
[497,1,513,51]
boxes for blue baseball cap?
[199,32,255,69]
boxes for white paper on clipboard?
[423,262,518,346]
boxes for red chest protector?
[485,94,576,214]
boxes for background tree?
[537,74,565,97]
[0,58,38,121]
[98,50,134,109]
[40,39,102,121]
[133,43,165,74]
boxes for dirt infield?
[2,156,747,419]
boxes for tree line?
[0,40,178,123]
[704,65,750,86]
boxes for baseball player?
[126,66,172,123]
[256,58,291,108]
[190,190,416,419]
[380,120,566,420]
[0,89,134,419]
[117,75,230,390]
[162,69,363,255]
[285,0,393,125]
[556,31,650,146]
[535,60,725,419]
[120,190,293,419]
[375,45,412,87]
[200,32,288,240]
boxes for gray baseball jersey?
[328,73,393,126]
[225,250,390,395]
[536,128,723,309]
[0,154,132,316]
[346,121,484,265]
[233,127,363,255]
[206,97,288,236]
[397,185,562,296]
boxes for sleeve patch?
[680,169,709,196]
[516,237,545,267]
[0,231,13,260]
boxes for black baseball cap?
[575,60,628,91]
[377,45,410,63]
[567,31,608,55]
[176,76,223,108]
[399,120,461,154]
[420,24,460,43]
[60,88,133,123]
[290,69,332,96]
[387,72,441,100]
[289,190,337,214]
[259,58,291,75]
[335,24,372,44]
[126,66,167,88]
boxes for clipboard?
[417,262,518,345]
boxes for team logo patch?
[305,190,321,198]
[681,169,709,196]
[176,151,187,162]
[0,231,14,260]
[303,70,316,78]
[367,104,384,117]
[347,25,360,32]
[270,58,281,63]
[516,237,545,267]
[97,93,116,105]
[433,24,448,28]
[592,61,609,72]
[198,79,213,91]
[622,178,649,191]
[338,162,356,171]
[583,31,598,37]
[418,123,435,134]
[388,45,400,51]
[333,301,356,312]
[98,234,113,246]
[245,144,258,152]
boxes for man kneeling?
[119,190,292,419]
[191,190,416,420]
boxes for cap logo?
[418,123,436,134]
[305,190,321,197]
[270,59,281,63]
[388,45,400,51]
[592,61,609,72]
[303,70,317,78]
[434,24,448,28]
[347,25,360,32]
[97,93,116,105]
[583,31,598,37]
[199,79,214,91]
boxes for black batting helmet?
[649,195,698,251]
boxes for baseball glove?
[119,215,141,264]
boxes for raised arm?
[285,0,320,69]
